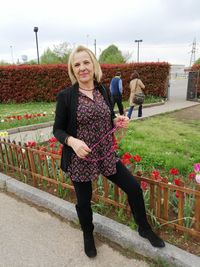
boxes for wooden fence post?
[194,184,200,231]
[28,149,37,187]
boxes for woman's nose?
[80,64,86,71]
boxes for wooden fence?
[0,138,200,238]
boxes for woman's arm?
[53,91,69,145]
[139,79,145,89]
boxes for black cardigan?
[53,82,115,172]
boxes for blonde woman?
[53,46,165,258]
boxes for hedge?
[0,62,170,103]
[191,64,200,94]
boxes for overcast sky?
[1,0,200,66]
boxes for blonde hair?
[68,45,102,84]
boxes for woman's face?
[72,51,94,84]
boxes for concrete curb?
[7,121,54,135]
[0,172,199,267]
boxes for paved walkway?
[0,192,149,267]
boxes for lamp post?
[10,45,14,64]
[33,26,40,64]
[135,39,143,62]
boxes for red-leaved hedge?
[191,64,200,94]
[0,62,170,103]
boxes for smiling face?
[72,51,94,86]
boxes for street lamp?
[33,26,40,64]
[10,45,14,64]
[135,39,143,62]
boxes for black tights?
[73,160,150,232]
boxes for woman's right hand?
[67,137,91,159]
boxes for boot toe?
[139,229,165,248]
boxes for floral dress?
[67,88,118,182]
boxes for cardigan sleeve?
[53,91,69,145]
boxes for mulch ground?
[169,104,200,122]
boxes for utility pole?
[94,39,96,56]
[10,45,14,64]
[135,39,143,62]
[33,27,40,64]
[189,38,196,66]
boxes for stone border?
[0,172,199,267]
[7,121,54,135]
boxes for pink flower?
[194,163,200,174]
[195,174,200,184]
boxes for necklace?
[79,86,95,91]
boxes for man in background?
[109,71,124,115]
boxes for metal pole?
[35,32,39,64]
[135,39,143,62]
[10,45,14,64]
[33,27,40,64]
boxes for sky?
[1,0,200,66]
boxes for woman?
[53,46,165,258]
[127,71,145,119]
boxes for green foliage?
[99,44,126,63]
[121,115,200,177]
[40,48,60,64]
[194,58,200,64]
[0,60,10,66]
[27,59,37,65]
[53,42,72,63]
[40,42,72,64]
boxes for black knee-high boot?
[75,205,97,257]
[128,189,165,248]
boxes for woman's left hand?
[114,115,129,128]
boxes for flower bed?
[0,136,200,239]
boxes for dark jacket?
[53,82,115,172]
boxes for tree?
[0,60,10,66]
[40,42,72,64]
[195,58,200,64]
[40,48,61,64]
[99,45,126,64]
[53,42,72,63]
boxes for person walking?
[127,71,145,119]
[53,45,165,258]
[109,71,124,115]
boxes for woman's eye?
[74,63,80,67]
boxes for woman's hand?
[67,137,91,159]
[114,115,129,128]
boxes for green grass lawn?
[0,96,162,131]
[0,102,56,130]
[118,114,200,177]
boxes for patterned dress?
[67,88,118,182]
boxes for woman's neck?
[79,82,94,91]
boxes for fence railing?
[0,138,200,238]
